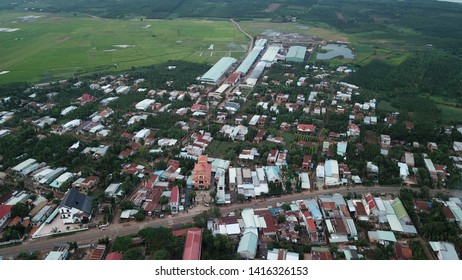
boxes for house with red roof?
[227,72,241,85]
[303,155,312,171]
[105,252,123,260]
[254,129,265,143]
[309,247,333,260]
[0,204,12,229]
[142,186,164,216]
[82,175,99,188]
[170,186,179,214]
[347,123,360,137]
[119,149,135,159]
[262,214,277,236]
[267,149,279,165]
[297,124,316,133]
[79,93,96,104]
[191,104,207,112]
[183,229,202,260]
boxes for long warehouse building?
[261,45,281,65]
[200,57,237,84]
[245,61,266,86]
[236,46,264,75]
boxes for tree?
[188,191,197,203]
[159,196,169,209]
[294,224,303,232]
[112,236,132,253]
[134,211,145,221]
[281,203,291,211]
[119,200,134,211]
[123,247,144,260]
[277,215,286,223]
[11,203,30,218]
[155,160,168,170]
[152,249,171,260]
[209,190,217,202]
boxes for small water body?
[316,44,355,60]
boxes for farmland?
[0,13,248,83]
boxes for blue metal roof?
[200,57,237,83]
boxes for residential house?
[276,150,288,166]
[133,129,151,143]
[105,183,123,198]
[45,244,70,260]
[424,158,437,181]
[297,124,316,133]
[308,247,333,260]
[224,101,240,113]
[170,186,179,214]
[427,142,438,152]
[302,155,312,171]
[429,241,459,260]
[367,162,379,174]
[453,141,462,153]
[72,176,99,193]
[0,205,12,229]
[58,188,93,224]
[337,141,348,157]
[105,252,123,260]
[405,152,415,167]
[254,130,266,143]
[267,150,279,165]
[325,159,340,187]
[228,168,237,191]
[267,248,299,260]
[347,123,360,137]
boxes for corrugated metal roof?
[392,198,407,219]
[201,57,236,83]
[236,47,264,74]
[286,46,306,62]
[237,231,258,259]
[387,214,403,232]
[261,45,280,63]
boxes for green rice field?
[0,13,248,83]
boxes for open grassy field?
[0,13,247,83]
[430,96,462,124]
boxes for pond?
[316,44,355,60]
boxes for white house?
[58,188,93,224]
[170,186,179,214]
[135,99,156,111]
[133,128,151,142]
[105,183,123,198]
[300,173,311,189]
[0,205,12,228]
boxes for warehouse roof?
[200,57,236,83]
[261,45,280,63]
[286,46,306,60]
[236,46,264,75]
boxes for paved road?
[0,185,403,258]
